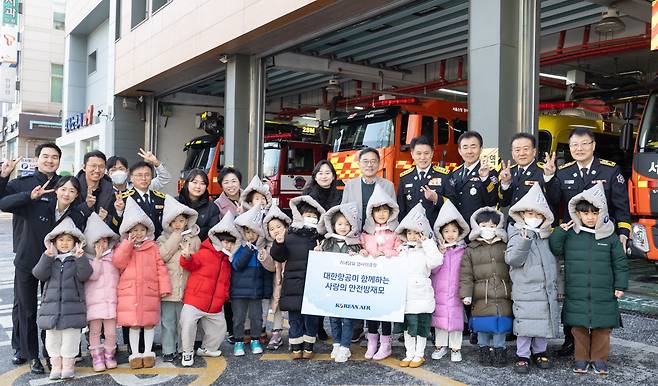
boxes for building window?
[151,0,169,14]
[50,64,63,103]
[53,12,65,30]
[115,0,121,40]
[88,51,97,75]
[131,0,147,28]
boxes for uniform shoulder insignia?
[151,190,166,199]
[120,189,135,199]
[536,162,545,168]
[400,168,414,177]
[558,161,575,170]
[599,159,616,167]
[432,165,449,174]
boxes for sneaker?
[450,349,462,362]
[431,346,449,360]
[531,352,552,369]
[267,331,283,350]
[351,328,363,343]
[334,347,351,363]
[233,342,245,356]
[250,340,264,355]
[181,352,194,367]
[196,347,222,357]
[514,357,530,374]
[162,353,176,362]
[330,343,340,359]
[572,360,589,374]
[226,335,235,345]
[591,361,608,375]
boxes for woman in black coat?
[177,169,220,241]
[0,176,86,370]
[303,160,342,211]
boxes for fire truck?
[179,112,329,209]
[326,97,468,188]
[626,81,658,265]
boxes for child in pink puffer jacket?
[359,184,401,361]
[83,213,121,372]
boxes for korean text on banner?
[301,251,407,323]
[3,0,18,25]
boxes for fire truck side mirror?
[623,101,636,121]
[406,114,422,145]
[620,122,633,152]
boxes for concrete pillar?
[468,0,539,159]
[248,56,266,178]
[224,54,252,176]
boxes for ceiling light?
[540,72,568,81]
[594,7,625,34]
[438,88,468,96]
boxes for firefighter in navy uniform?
[448,131,499,226]
[397,136,454,225]
[498,133,556,220]
[544,127,631,357]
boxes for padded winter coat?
[32,253,93,330]
[85,253,120,321]
[180,238,231,314]
[113,239,172,327]
[231,244,274,299]
[431,245,465,331]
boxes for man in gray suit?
[340,147,395,226]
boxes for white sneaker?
[450,349,462,362]
[196,347,222,357]
[431,346,449,360]
[330,343,340,359]
[181,351,194,367]
[334,347,351,363]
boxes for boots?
[91,346,106,372]
[400,332,416,367]
[290,343,303,360]
[373,335,392,360]
[60,357,76,379]
[49,357,62,380]
[142,352,156,368]
[478,346,493,366]
[302,341,315,359]
[364,333,379,359]
[267,330,283,350]
[104,347,117,369]
[129,353,143,369]
[492,347,507,368]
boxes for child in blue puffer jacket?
[230,204,274,357]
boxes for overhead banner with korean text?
[652,0,657,51]
[301,251,408,323]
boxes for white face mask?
[303,217,318,227]
[479,227,497,240]
[524,217,543,229]
[443,242,457,248]
[110,170,128,185]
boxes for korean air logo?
[649,161,658,174]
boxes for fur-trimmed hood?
[433,199,469,243]
[208,211,242,247]
[263,205,291,242]
[509,183,554,239]
[395,203,431,241]
[363,184,399,233]
[568,182,614,239]
[83,212,119,254]
[289,195,326,230]
[119,196,156,239]
[240,175,272,211]
[44,217,86,249]
[320,202,361,245]
[234,203,266,244]
[161,194,200,236]
[468,207,507,242]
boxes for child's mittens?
[462,297,472,305]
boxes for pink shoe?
[91,346,106,372]
[49,356,62,380]
[373,335,392,360]
[364,333,379,359]
[104,347,118,369]
[61,357,76,379]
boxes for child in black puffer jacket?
[270,195,325,359]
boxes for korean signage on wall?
[2,0,18,25]
[65,105,95,133]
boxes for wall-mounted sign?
[2,0,18,25]
[0,24,18,65]
[64,105,95,133]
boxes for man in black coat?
[0,143,61,373]
[397,135,453,226]
[75,150,116,221]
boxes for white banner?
[0,64,15,103]
[0,24,18,65]
[301,251,408,322]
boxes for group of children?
[32,172,628,379]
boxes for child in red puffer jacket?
[178,212,237,367]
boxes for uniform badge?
[406,194,412,201]
[617,174,625,184]
[564,180,574,185]
[470,187,477,196]
[429,178,441,186]
[413,176,418,181]
[155,204,164,209]
[405,184,413,188]
[524,180,537,186]
[573,173,578,177]
[591,170,596,175]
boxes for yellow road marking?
[2,357,226,386]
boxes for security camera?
[219,54,230,64]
